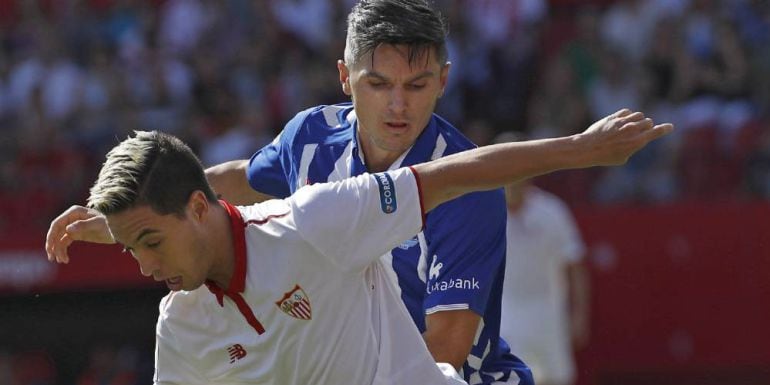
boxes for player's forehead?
[355,44,442,78]
[106,205,168,245]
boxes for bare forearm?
[415,136,584,212]
[413,110,673,212]
[423,310,481,370]
[205,160,274,205]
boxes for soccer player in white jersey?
[214,1,530,382]
[45,112,672,385]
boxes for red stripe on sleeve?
[407,166,426,229]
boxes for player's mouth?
[165,276,183,291]
[385,122,409,132]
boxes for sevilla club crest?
[276,284,312,320]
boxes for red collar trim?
[203,201,265,335]
[205,200,247,304]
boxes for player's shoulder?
[234,200,298,238]
[423,115,505,222]
[237,199,292,222]
[282,103,355,145]
[158,286,213,321]
[430,113,478,155]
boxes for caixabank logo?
[374,173,397,214]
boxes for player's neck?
[364,154,399,173]
[206,204,236,290]
[358,138,403,173]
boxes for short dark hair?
[344,0,448,66]
[87,131,218,216]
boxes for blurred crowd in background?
[1,0,770,233]
[1,0,769,384]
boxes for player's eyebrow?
[116,228,158,252]
[134,228,159,244]
[362,70,434,83]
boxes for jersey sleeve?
[288,167,425,272]
[246,134,291,198]
[422,189,507,316]
[246,109,313,198]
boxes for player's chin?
[180,278,206,292]
[378,138,414,153]
[165,276,186,291]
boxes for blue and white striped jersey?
[246,103,532,385]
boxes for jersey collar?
[205,200,247,305]
[349,110,440,171]
[399,114,441,167]
[203,201,266,335]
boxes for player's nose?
[135,252,161,277]
[388,88,407,114]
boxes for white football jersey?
[153,167,453,385]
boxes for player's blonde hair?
[87,130,217,216]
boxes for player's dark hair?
[345,0,448,66]
[87,130,218,217]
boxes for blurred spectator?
[199,104,272,167]
[527,56,589,139]
[559,6,603,95]
[1,1,770,384]
[599,0,688,62]
[157,0,211,57]
[675,3,754,140]
[463,118,496,147]
[0,0,768,262]
[496,131,591,385]
[270,0,334,50]
[586,46,642,120]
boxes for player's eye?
[146,241,161,249]
[407,83,426,90]
[122,246,138,259]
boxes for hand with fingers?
[45,205,115,264]
[578,108,674,167]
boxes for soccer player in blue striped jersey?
[207,1,529,383]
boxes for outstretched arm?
[46,159,274,264]
[205,159,275,205]
[413,110,673,212]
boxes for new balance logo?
[227,344,247,363]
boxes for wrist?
[566,133,596,169]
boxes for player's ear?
[438,61,451,98]
[187,190,209,222]
[338,60,352,96]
